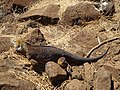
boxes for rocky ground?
[0,0,120,90]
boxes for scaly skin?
[11,38,109,66]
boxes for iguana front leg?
[57,57,72,75]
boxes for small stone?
[64,79,86,90]
[45,61,67,85]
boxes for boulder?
[18,4,60,25]
[60,1,100,26]
[45,61,67,85]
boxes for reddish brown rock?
[60,1,100,26]
[18,4,60,25]
[19,4,60,19]
[0,37,13,53]
[64,79,86,90]
[45,61,67,85]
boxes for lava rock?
[45,61,67,85]
[60,1,100,26]
[18,4,60,25]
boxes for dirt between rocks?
[0,0,120,90]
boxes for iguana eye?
[16,45,22,51]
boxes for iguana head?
[11,37,28,52]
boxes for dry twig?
[86,37,120,58]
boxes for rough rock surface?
[71,66,84,80]
[24,28,46,45]
[104,65,120,83]
[0,0,120,89]
[64,79,86,90]
[0,72,37,90]
[94,67,112,90]
[2,0,37,11]
[0,51,38,90]
[18,4,60,25]
[0,37,13,53]
[45,61,67,85]
[60,1,100,25]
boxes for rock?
[84,63,95,82]
[0,8,7,19]
[0,0,37,16]
[1,23,17,34]
[0,59,9,72]
[104,65,120,83]
[24,28,46,46]
[71,66,84,80]
[64,79,86,90]
[3,0,37,9]
[0,72,37,90]
[0,72,19,86]
[114,61,120,69]
[94,67,112,90]
[0,37,13,53]
[13,0,37,6]
[18,4,60,25]
[60,1,100,26]
[0,52,37,90]
[84,63,95,90]
[45,61,67,85]
[0,13,15,23]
